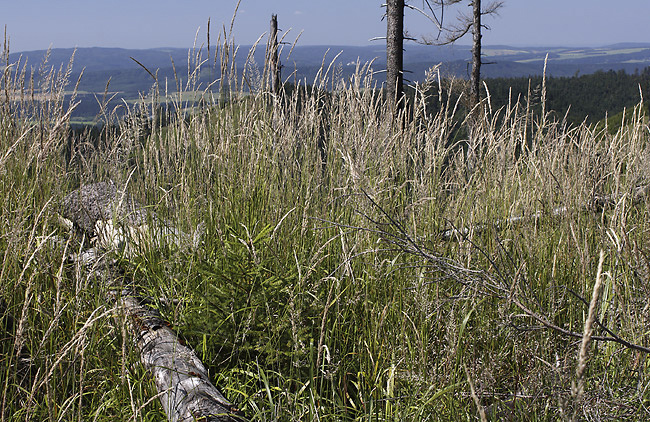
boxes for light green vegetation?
[481,48,531,56]
[595,104,649,135]
[2,36,650,421]
[515,47,650,63]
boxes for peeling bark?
[120,296,245,422]
[470,0,482,108]
[268,14,281,95]
[386,0,404,110]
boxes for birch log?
[61,182,245,421]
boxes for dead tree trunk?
[268,14,281,95]
[120,296,244,422]
[470,0,482,108]
[386,0,405,111]
[60,183,245,422]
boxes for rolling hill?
[5,43,650,122]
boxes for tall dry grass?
[1,23,650,420]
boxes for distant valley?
[5,43,650,122]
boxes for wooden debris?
[120,295,245,422]
[61,181,204,255]
[62,182,245,422]
[441,184,650,241]
[61,181,148,235]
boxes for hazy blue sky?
[4,1,650,52]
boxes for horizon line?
[9,41,650,54]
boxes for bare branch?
[511,296,650,354]
[420,0,503,46]
[483,0,504,15]
[405,3,443,30]
[422,20,471,45]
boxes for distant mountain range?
[5,43,650,122]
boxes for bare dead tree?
[386,0,406,111]
[268,14,281,95]
[384,1,447,111]
[428,1,503,107]
[470,0,482,107]
[417,1,502,176]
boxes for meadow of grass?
[2,31,650,421]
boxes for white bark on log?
[120,296,244,422]
[61,181,204,256]
[441,206,568,240]
[61,181,148,235]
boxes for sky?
[3,0,650,53]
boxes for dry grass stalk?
[2,16,650,418]
[465,364,487,422]
[573,249,606,407]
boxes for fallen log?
[441,205,568,240]
[119,295,245,421]
[61,182,245,422]
[441,184,650,241]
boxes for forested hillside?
[485,67,650,126]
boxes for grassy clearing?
[2,32,650,421]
